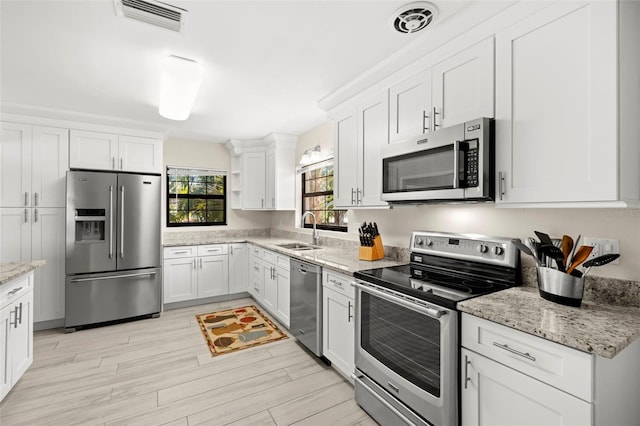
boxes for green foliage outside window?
[167,172,226,226]
[302,166,347,232]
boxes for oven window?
[383,145,460,193]
[361,292,441,396]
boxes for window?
[167,168,227,227]
[302,164,347,232]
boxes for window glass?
[302,165,347,232]
[167,171,227,227]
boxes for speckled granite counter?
[458,286,640,359]
[0,261,47,285]
[163,234,404,274]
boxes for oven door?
[354,280,458,426]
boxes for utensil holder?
[536,266,585,307]
[359,235,385,261]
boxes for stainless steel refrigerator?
[65,170,161,332]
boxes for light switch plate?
[583,237,620,264]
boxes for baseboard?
[34,318,65,331]
[163,291,251,311]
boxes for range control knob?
[425,238,433,247]
[477,244,488,254]
[493,246,504,255]
[415,237,424,247]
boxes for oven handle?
[353,374,416,426]
[354,282,448,320]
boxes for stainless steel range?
[353,231,520,426]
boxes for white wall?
[274,122,640,281]
[163,138,272,233]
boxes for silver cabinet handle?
[109,186,114,259]
[356,188,362,205]
[432,106,440,129]
[351,188,356,205]
[347,300,353,322]
[120,157,123,170]
[112,157,116,170]
[464,355,471,389]
[199,258,203,269]
[492,342,536,362]
[206,248,221,253]
[452,140,460,189]
[272,197,275,208]
[329,278,343,288]
[422,110,429,132]
[120,186,125,259]
[10,308,17,328]
[261,198,264,208]
[498,171,505,201]
[34,208,39,223]
[24,192,29,207]
[172,250,189,255]
[8,287,23,296]
[230,246,233,255]
[17,302,23,325]
[34,192,39,207]
[24,209,28,223]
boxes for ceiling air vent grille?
[391,2,438,34]
[114,0,188,32]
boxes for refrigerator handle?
[120,185,125,259]
[109,185,114,259]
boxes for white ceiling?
[1,0,475,143]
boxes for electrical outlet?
[351,222,361,235]
[582,237,620,264]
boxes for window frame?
[301,165,347,233]
[166,170,227,227]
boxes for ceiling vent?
[391,2,438,34]
[114,0,188,32]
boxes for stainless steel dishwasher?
[290,259,323,357]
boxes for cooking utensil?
[567,234,581,267]
[582,253,620,277]
[512,239,534,258]
[534,230,554,247]
[539,244,566,271]
[566,245,594,275]
[561,235,574,265]
[526,237,542,266]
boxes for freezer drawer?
[65,267,161,330]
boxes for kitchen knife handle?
[120,185,125,259]
[109,185,114,259]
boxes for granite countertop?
[164,236,404,274]
[459,286,640,359]
[0,261,47,285]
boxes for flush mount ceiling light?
[159,55,203,121]
[390,2,438,34]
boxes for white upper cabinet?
[242,151,267,209]
[432,37,494,129]
[495,1,639,206]
[389,70,431,144]
[70,130,162,174]
[333,91,389,208]
[1,123,68,208]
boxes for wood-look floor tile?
[224,410,277,426]
[291,399,373,426]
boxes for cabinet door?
[0,304,11,400]
[11,288,33,385]
[242,151,266,209]
[229,243,249,294]
[69,130,118,171]
[388,70,431,143]
[162,257,198,303]
[357,91,389,207]
[333,107,358,208]
[118,136,162,174]
[265,149,276,209]
[275,267,290,328]
[198,255,229,298]
[461,348,592,426]
[31,208,66,323]
[432,37,494,128]
[0,208,31,263]
[0,122,32,207]
[249,258,263,301]
[31,127,69,208]
[322,286,355,378]
[261,264,277,312]
[495,2,617,204]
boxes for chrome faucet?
[302,211,319,246]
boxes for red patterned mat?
[196,305,288,357]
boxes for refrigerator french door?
[65,171,161,331]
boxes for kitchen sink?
[276,242,322,251]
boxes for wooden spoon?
[561,235,573,265]
[566,245,594,275]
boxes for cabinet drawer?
[251,245,263,259]
[461,314,593,401]
[323,270,355,299]
[251,260,262,281]
[262,249,276,264]
[0,273,33,309]
[163,246,197,259]
[197,244,228,256]
[275,254,289,270]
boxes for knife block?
[359,235,385,261]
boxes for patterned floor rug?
[196,305,288,357]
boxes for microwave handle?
[453,140,460,189]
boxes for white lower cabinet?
[1,271,34,402]
[228,243,249,294]
[250,247,290,328]
[461,313,640,425]
[322,270,355,380]
[162,244,229,304]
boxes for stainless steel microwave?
[381,117,494,203]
